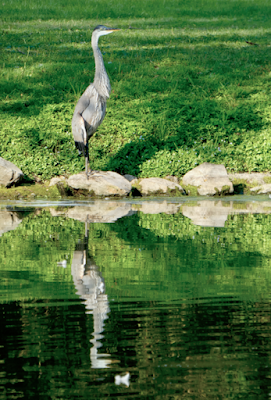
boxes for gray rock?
[250,183,271,194]
[123,174,137,182]
[229,172,271,185]
[138,177,185,195]
[182,162,233,196]
[0,157,24,187]
[67,171,132,196]
[49,176,69,196]
[165,175,179,183]
[49,176,67,186]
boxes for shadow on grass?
[105,99,264,176]
[1,14,271,177]
[1,26,270,117]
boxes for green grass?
[1,0,271,180]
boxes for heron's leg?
[85,156,89,177]
[85,158,93,179]
[84,142,92,179]
[84,143,99,177]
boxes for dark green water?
[1,198,271,399]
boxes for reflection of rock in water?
[71,223,111,368]
[182,200,271,228]
[0,210,23,236]
[182,201,230,227]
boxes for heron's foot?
[86,170,100,179]
[86,170,92,180]
[86,170,100,178]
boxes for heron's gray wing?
[72,109,88,155]
[71,85,96,154]
[81,86,106,138]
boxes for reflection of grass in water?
[0,210,83,302]
[1,206,271,303]
[1,0,271,180]
[94,212,271,302]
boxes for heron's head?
[92,25,120,39]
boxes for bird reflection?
[71,222,111,368]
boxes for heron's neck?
[92,37,111,99]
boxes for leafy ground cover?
[1,0,271,181]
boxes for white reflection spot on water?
[115,372,130,387]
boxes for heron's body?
[71,25,119,176]
[72,85,107,152]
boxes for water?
[1,197,271,399]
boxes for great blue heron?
[71,25,120,177]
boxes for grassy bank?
[1,0,271,181]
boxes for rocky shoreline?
[1,156,271,200]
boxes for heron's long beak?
[107,28,121,32]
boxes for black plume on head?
[93,25,107,31]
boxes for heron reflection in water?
[71,222,111,368]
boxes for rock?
[250,184,271,194]
[182,162,233,196]
[138,178,185,195]
[49,176,70,196]
[123,174,137,182]
[67,171,132,196]
[49,176,67,186]
[165,175,179,183]
[229,172,271,185]
[0,157,24,187]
